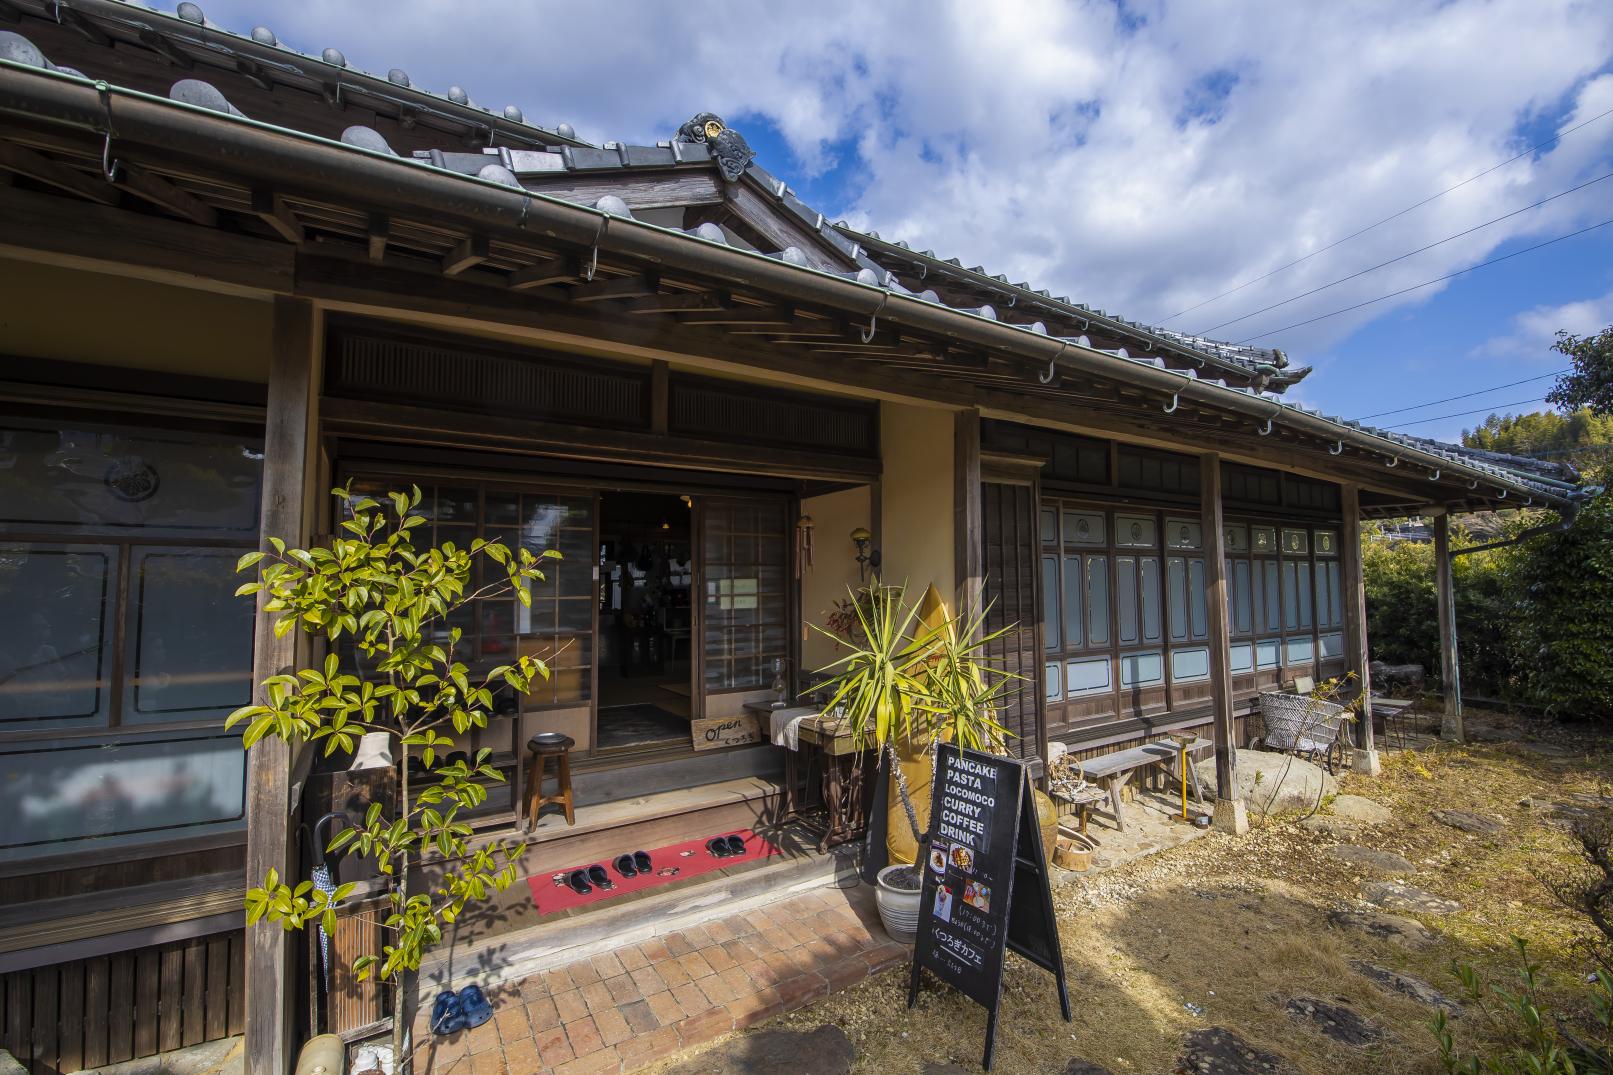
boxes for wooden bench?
[1059,737,1210,832]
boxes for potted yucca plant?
[814,579,1012,942]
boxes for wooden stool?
[525,732,575,830]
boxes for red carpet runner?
[526,828,781,915]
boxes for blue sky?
[185,0,1613,445]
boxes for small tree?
[1549,324,1613,418]
[227,486,555,1062]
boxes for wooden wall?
[1,930,243,1075]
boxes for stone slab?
[1329,795,1392,824]
[1284,996,1385,1045]
[1365,881,1461,914]
[1174,1027,1297,1074]
[1325,908,1438,949]
[1328,845,1415,875]
[1431,809,1504,835]
[1195,750,1337,816]
[1351,960,1460,1014]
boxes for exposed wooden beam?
[116,164,217,226]
[0,141,117,206]
[567,271,659,303]
[58,5,111,45]
[517,171,723,211]
[1434,512,1462,741]
[676,305,795,327]
[137,27,194,69]
[442,233,489,276]
[1340,484,1379,771]
[621,291,730,314]
[235,57,274,92]
[1200,452,1244,833]
[506,254,574,291]
[954,409,983,618]
[251,189,304,244]
[366,214,388,262]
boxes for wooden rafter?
[117,163,217,226]
[0,141,117,206]
[506,255,574,291]
[676,305,795,327]
[442,234,489,276]
[367,214,388,261]
[567,271,660,303]
[251,189,303,244]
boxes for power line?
[1156,102,1613,324]
[1358,369,1569,420]
[1382,397,1551,430]
[1237,215,1613,343]
[1195,168,1613,337]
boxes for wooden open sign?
[691,713,765,751]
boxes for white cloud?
[192,0,1613,360]
[1474,286,1613,359]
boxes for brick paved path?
[414,884,905,1075]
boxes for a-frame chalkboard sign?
[907,744,1071,1070]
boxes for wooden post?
[954,408,983,620]
[245,297,320,1075]
[1433,510,1463,741]
[1200,453,1245,833]
[1340,485,1380,774]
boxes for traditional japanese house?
[0,4,1591,1072]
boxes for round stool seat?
[527,732,575,755]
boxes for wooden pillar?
[1433,510,1463,741]
[245,297,320,1075]
[1200,453,1245,833]
[1340,485,1380,774]
[954,408,983,619]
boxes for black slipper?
[587,864,613,889]
[632,850,652,873]
[614,854,638,878]
[706,838,733,858]
[724,834,747,856]
[567,869,592,895]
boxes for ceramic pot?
[875,864,923,944]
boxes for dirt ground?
[690,707,1613,1073]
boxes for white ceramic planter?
[874,864,923,944]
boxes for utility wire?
[1382,397,1550,430]
[1156,102,1613,324]
[1237,215,1613,343]
[1358,369,1569,420]
[1195,169,1613,337]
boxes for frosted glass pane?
[1232,561,1252,634]
[1115,515,1156,547]
[1282,562,1299,630]
[1328,563,1343,628]
[0,544,114,729]
[1287,637,1315,664]
[1062,555,1084,649]
[1116,557,1138,644]
[1313,563,1331,628]
[1188,559,1208,639]
[1120,651,1164,687]
[1261,562,1281,632]
[1140,558,1162,644]
[1171,647,1210,682]
[1229,642,1255,674]
[1256,639,1281,669]
[124,548,254,724]
[1223,525,1249,553]
[1167,558,1188,642]
[1045,661,1062,701]
[1296,563,1313,629]
[1314,530,1339,556]
[1086,557,1109,646]
[1042,555,1061,652]
[1165,519,1202,549]
[1064,511,1104,547]
[0,734,245,859]
[1064,657,1111,695]
[1040,509,1057,545]
[1319,632,1345,659]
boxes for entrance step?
[421,838,859,994]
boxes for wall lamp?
[850,526,881,581]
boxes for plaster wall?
[798,484,873,675]
[0,258,273,382]
[878,401,956,603]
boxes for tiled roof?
[0,3,1595,507]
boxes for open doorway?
[596,491,695,754]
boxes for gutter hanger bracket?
[1039,341,1071,385]
[95,81,119,183]
[1497,488,1507,499]
[1429,469,1440,481]
[1329,440,1343,455]
[583,213,607,283]
[1258,418,1273,436]
[1386,456,1398,468]
[860,292,890,344]
[1163,392,1180,414]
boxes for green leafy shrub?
[1511,489,1613,721]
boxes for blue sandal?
[430,990,465,1035]
[458,984,493,1030]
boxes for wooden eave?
[0,96,1571,516]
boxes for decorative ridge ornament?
[674,112,755,181]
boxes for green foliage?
[1549,324,1613,418]
[1463,409,1613,471]
[229,485,556,985]
[1433,938,1613,1074]
[1511,489,1613,721]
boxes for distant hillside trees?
[1462,408,1613,470]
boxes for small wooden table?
[1063,736,1210,832]
[752,704,873,851]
